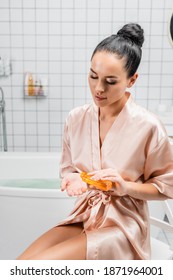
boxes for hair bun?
[117,23,144,48]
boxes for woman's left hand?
[88,168,129,196]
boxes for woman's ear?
[127,73,138,88]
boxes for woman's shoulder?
[69,103,92,115]
[127,94,165,133]
[67,103,93,123]
[136,103,165,127]
[133,102,168,140]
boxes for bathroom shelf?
[24,94,47,98]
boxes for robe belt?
[83,191,111,230]
[88,190,111,206]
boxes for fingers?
[88,169,117,181]
[88,170,102,176]
[99,175,120,181]
[61,178,69,191]
[66,187,85,196]
[87,171,96,176]
[61,173,81,191]
[88,184,95,189]
[81,185,88,192]
[91,172,117,181]
[61,174,88,196]
[66,182,88,196]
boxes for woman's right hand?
[61,173,88,196]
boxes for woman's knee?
[16,223,84,260]
[28,232,87,260]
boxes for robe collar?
[91,92,134,170]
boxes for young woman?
[17,23,173,260]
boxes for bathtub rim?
[0,151,59,157]
[0,185,77,199]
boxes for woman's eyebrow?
[90,68,118,79]
[90,68,97,74]
[106,75,118,78]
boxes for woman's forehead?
[91,51,126,77]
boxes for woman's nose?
[95,81,105,94]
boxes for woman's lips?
[95,95,107,101]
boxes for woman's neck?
[99,93,128,121]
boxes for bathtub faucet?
[0,87,7,151]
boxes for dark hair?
[91,23,144,78]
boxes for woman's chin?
[93,99,108,107]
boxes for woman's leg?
[28,232,87,260]
[17,223,84,260]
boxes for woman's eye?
[106,80,117,85]
[90,75,98,79]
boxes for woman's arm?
[89,169,168,201]
[125,181,167,201]
[60,118,88,196]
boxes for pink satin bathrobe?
[57,92,173,260]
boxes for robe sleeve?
[59,117,77,179]
[144,136,173,199]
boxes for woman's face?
[88,51,137,107]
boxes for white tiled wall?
[0,0,173,151]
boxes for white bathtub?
[0,152,76,260]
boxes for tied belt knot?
[88,190,111,207]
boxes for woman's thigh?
[28,232,87,260]
[17,223,84,260]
